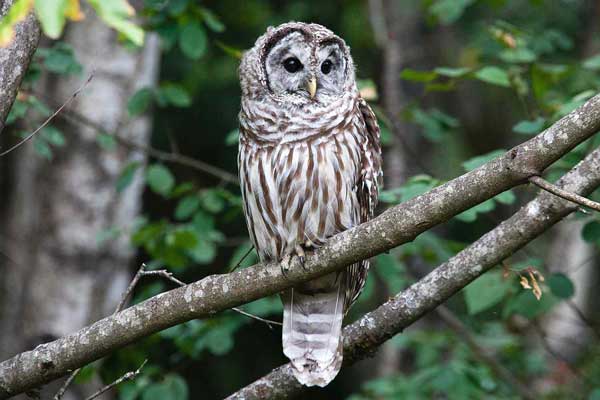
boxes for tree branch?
[0,2,40,134]
[227,142,600,400]
[1,94,600,398]
[55,107,239,184]
[529,175,600,212]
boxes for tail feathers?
[282,283,345,387]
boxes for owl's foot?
[294,245,307,270]
[280,254,292,277]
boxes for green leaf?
[41,126,66,147]
[166,0,188,16]
[168,228,198,249]
[462,150,506,171]
[146,164,175,196]
[188,238,216,264]
[34,0,67,39]
[583,54,600,70]
[159,84,192,107]
[116,161,141,192]
[142,383,171,400]
[400,68,437,82]
[200,189,225,213]
[434,67,471,78]
[179,21,207,60]
[499,48,537,63]
[410,108,457,142]
[165,375,188,400]
[504,290,558,319]
[87,0,144,46]
[464,271,511,315]
[547,273,575,299]
[225,129,239,146]
[40,42,83,75]
[455,199,496,223]
[513,117,545,135]
[96,133,117,150]
[474,66,511,87]
[495,190,516,205]
[128,87,153,116]
[200,7,225,32]
[6,99,28,125]
[582,221,600,244]
[429,0,474,25]
[175,195,201,220]
[33,137,53,160]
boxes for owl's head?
[240,22,356,105]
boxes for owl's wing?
[345,98,383,309]
[357,97,383,222]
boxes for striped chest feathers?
[240,127,363,260]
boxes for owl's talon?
[294,245,307,270]
[280,255,291,277]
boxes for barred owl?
[238,22,382,387]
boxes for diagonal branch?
[0,94,600,398]
[227,144,600,400]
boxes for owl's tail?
[281,273,346,387]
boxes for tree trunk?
[0,4,160,383]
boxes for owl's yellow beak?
[306,76,317,99]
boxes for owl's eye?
[283,57,303,73]
[321,60,333,74]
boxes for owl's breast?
[239,126,363,261]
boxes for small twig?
[166,128,180,155]
[0,72,94,157]
[231,307,282,329]
[530,175,600,212]
[229,246,255,272]
[140,269,186,287]
[52,371,79,400]
[115,264,148,314]
[83,360,147,400]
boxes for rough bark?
[228,145,600,400]
[0,93,599,398]
[0,4,160,390]
[0,1,40,134]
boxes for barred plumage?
[238,22,382,387]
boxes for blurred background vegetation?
[1,0,600,399]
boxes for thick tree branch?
[228,144,600,400]
[0,94,600,398]
[0,2,40,134]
